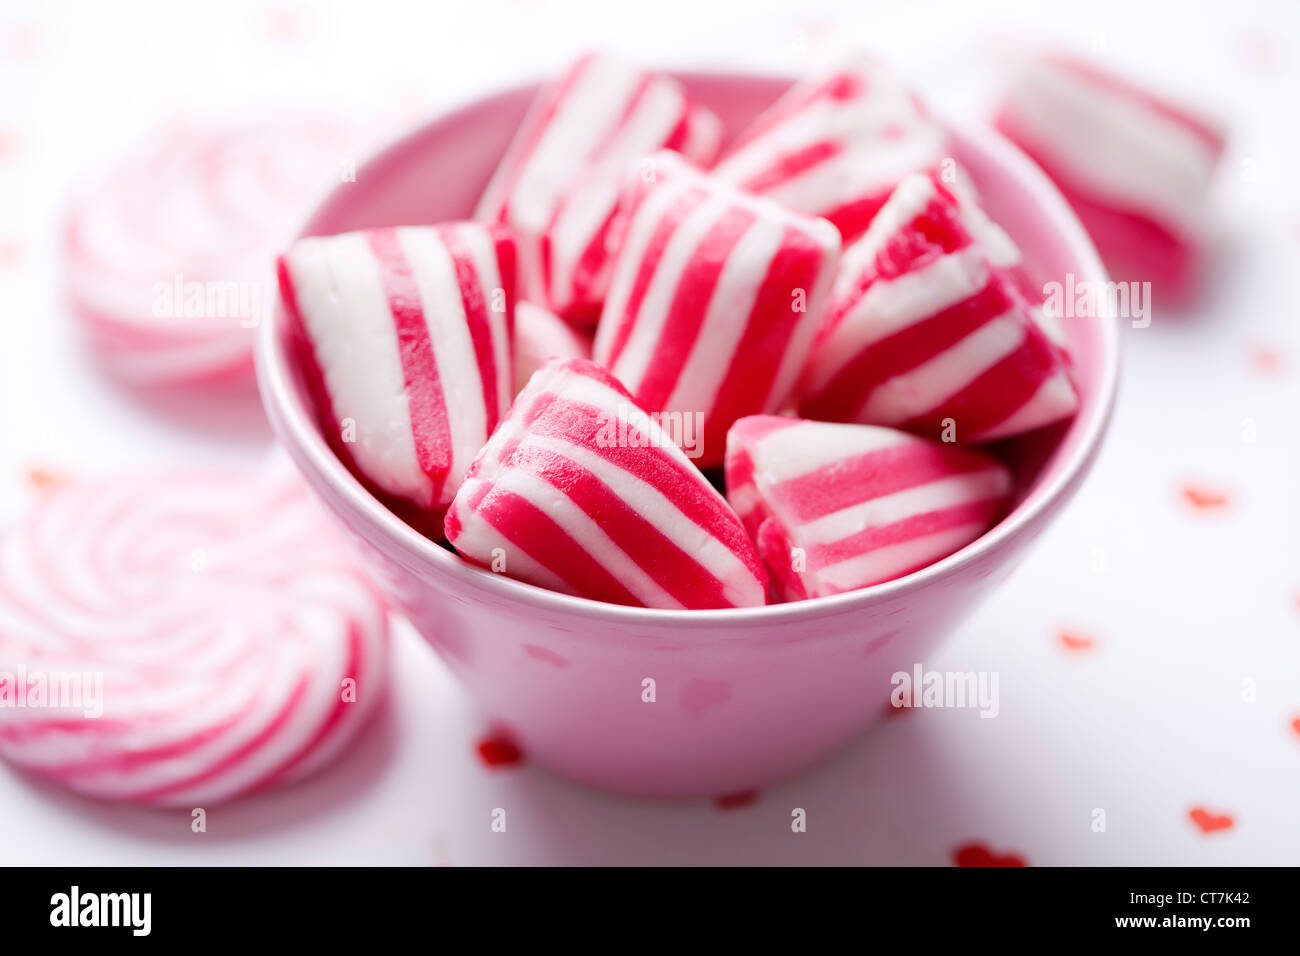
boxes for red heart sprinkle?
[953,842,1027,867]
[1249,346,1283,374]
[26,467,69,492]
[714,790,759,811]
[1181,485,1229,510]
[476,735,524,768]
[1188,807,1234,834]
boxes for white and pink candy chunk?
[278,223,515,529]
[594,150,841,469]
[713,54,948,243]
[446,358,767,609]
[995,53,1226,296]
[513,300,592,395]
[476,53,722,324]
[797,170,1078,443]
[726,416,1013,600]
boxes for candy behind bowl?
[62,114,365,387]
[994,52,1227,300]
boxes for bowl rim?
[256,70,1120,628]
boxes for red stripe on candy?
[901,319,1060,438]
[474,488,643,606]
[520,395,762,579]
[436,223,503,434]
[505,444,731,608]
[703,227,822,450]
[804,280,1014,424]
[489,53,596,224]
[778,444,998,524]
[589,74,655,165]
[603,185,708,368]
[366,228,454,504]
[740,139,841,194]
[634,204,757,408]
[807,498,1005,570]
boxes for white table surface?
[1,0,1297,865]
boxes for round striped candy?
[0,466,389,806]
[62,115,359,386]
[278,223,516,532]
[446,358,767,609]
[476,53,722,325]
[726,416,1013,600]
[797,171,1078,443]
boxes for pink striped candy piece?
[446,358,767,609]
[593,150,841,469]
[278,223,516,530]
[995,53,1226,296]
[918,164,1072,362]
[62,115,361,386]
[476,53,722,325]
[726,416,1013,600]
[713,55,948,243]
[514,301,592,395]
[797,171,1078,443]
[0,465,389,806]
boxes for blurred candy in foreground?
[0,463,389,806]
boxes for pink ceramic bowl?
[256,73,1119,798]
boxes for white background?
[0,0,1297,865]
